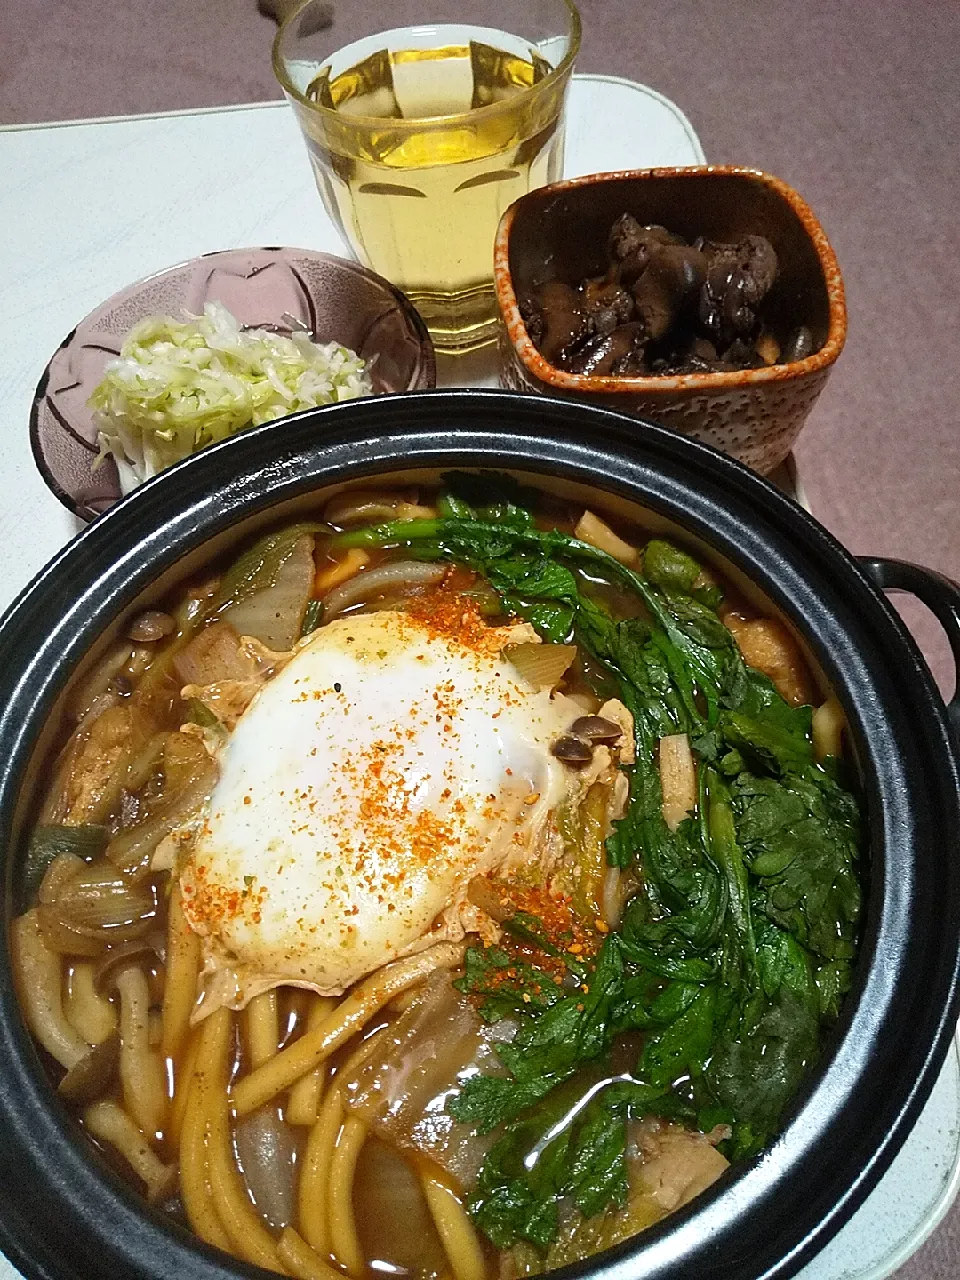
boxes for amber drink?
[274,5,581,352]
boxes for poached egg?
[180,606,577,1013]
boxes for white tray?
[0,74,957,1280]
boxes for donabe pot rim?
[0,391,957,1280]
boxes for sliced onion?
[220,533,315,650]
[64,642,133,724]
[37,855,159,947]
[106,737,218,877]
[61,867,157,933]
[234,1104,298,1230]
[321,561,447,620]
[323,490,432,528]
[36,908,107,957]
[343,972,504,1190]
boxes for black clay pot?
[0,391,958,1280]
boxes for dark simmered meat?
[525,216,816,376]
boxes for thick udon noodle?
[12,480,855,1279]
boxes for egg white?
[180,609,577,1011]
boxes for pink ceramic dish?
[31,247,436,521]
[494,167,847,474]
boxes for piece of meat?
[699,234,779,349]
[565,323,645,376]
[630,244,707,341]
[533,280,590,365]
[49,705,142,826]
[635,1124,729,1211]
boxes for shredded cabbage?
[89,302,374,493]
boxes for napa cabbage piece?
[89,302,373,493]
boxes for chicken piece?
[46,704,141,825]
[635,1123,729,1212]
[538,1121,728,1273]
[723,613,814,707]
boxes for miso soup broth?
[13,472,862,1279]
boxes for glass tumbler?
[274,0,581,353]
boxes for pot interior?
[0,394,956,1280]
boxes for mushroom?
[58,1032,121,1106]
[570,715,623,745]
[127,612,176,644]
[96,945,167,1140]
[11,910,91,1069]
[11,911,124,1108]
[65,960,118,1045]
[551,734,594,765]
[82,1100,177,1203]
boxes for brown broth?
[16,479,838,1279]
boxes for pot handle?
[858,557,960,739]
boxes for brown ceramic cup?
[494,167,847,473]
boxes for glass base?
[406,282,500,354]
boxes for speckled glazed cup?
[494,167,847,474]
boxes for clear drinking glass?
[274,0,581,353]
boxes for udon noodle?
[12,474,862,1278]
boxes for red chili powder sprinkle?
[473,876,603,986]
[404,573,505,654]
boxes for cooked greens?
[338,474,862,1254]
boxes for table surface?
[1,75,957,1280]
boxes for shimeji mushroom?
[11,911,123,1106]
[83,1100,176,1203]
[95,945,167,1140]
